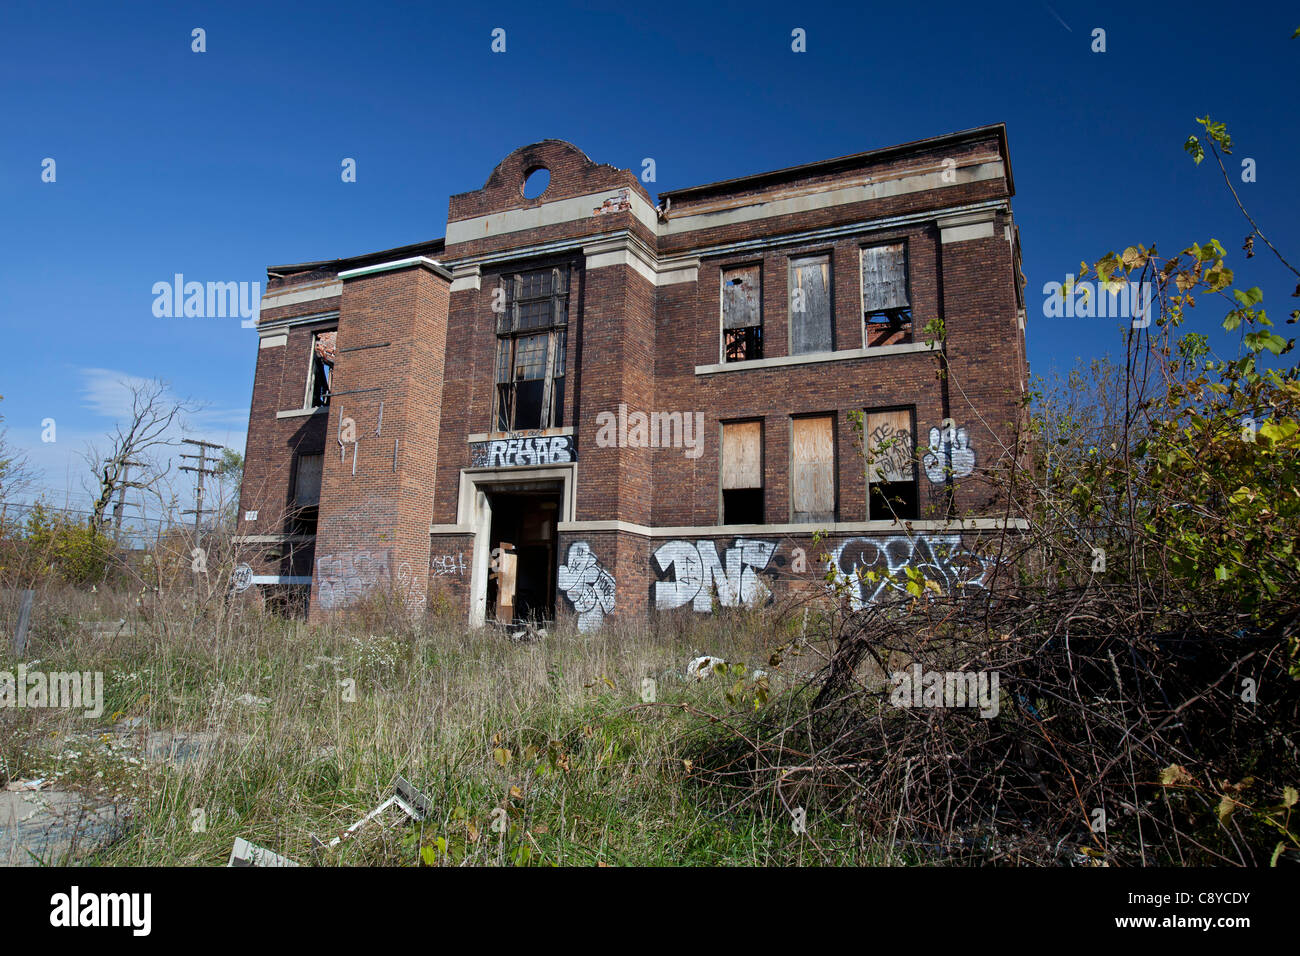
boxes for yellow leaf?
[493,747,512,767]
[1217,794,1238,824]
[1160,764,1194,787]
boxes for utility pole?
[179,439,224,540]
[107,458,148,546]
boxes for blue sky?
[2,0,1297,511]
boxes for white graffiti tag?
[922,424,976,483]
[828,535,991,609]
[653,539,777,612]
[557,542,616,633]
[317,550,392,610]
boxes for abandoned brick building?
[235,124,1028,629]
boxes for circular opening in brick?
[522,166,550,200]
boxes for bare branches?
[82,378,201,535]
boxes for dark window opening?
[724,326,763,362]
[288,506,318,537]
[869,482,918,521]
[723,488,765,525]
[309,331,336,407]
[865,308,913,347]
[495,267,569,431]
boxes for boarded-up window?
[865,409,917,519]
[294,453,323,507]
[861,244,912,347]
[722,265,763,362]
[722,420,764,524]
[790,255,833,355]
[791,415,835,522]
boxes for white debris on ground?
[0,723,230,867]
[686,656,726,680]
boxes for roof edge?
[659,124,1013,203]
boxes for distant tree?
[214,448,244,528]
[82,378,200,536]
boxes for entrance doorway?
[485,490,561,625]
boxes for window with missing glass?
[861,243,912,347]
[307,330,336,408]
[495,266,569,431]
[721,264,762,362]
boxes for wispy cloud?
[1045,4,1072,32]
[78,368,158,418]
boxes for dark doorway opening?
[485,490,561,625]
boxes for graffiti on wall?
[652,538,777,612]
[396,561,427,615]
[828,535,992,609]
[922,424,976,483]
[867,419,915,482]
[431,552,467,577]
[470,435,575,468]
[317,549,392,610]
[557,542,616,633]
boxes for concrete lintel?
[696,341,938,376]
[557,517,1029,537]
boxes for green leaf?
[1233,286,1264,307]
[1184,135,1204,165]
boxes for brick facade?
[236,126,1028,628]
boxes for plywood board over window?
[865,409,918,520]
[721,420,764,524]
[722,421,763,489]
[790,255,833,355]
[791,415,835,522]
[722,265,761,329]
[865,409,914,483]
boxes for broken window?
[495,266,569,431]
[291,452,323,535]
[789,255,833,355]
[721,420,764,524]
[307,330,336,407]
[791,414,835,522]
[861,243,912,347]
[722,264,762,362]
[865,408,917,519]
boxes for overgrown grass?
[2,585,873,866]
